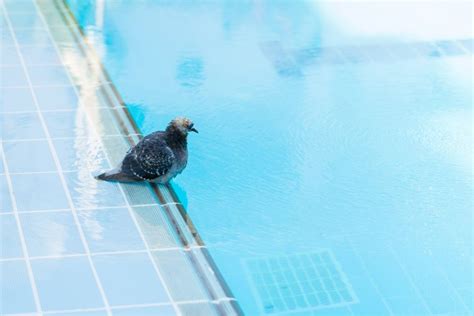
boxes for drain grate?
[244,250,357,314]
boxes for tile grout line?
[33,1,182,315]
[0,143,42,313]
[3,2,112,315]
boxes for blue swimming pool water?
[68,1,473,315]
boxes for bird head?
[167,117,198,136]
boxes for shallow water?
[69,1,473,315]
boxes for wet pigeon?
[95,117,198,183]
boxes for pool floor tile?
[51,312,108,316]
[32,256,105,311]
[34,85,79,110]
[20,211,84,257]
[93,253,169,306]
[78,207,145,253]
[1,45,21,65]
[0,175,13,212]
[13,28,53,47]
[8,12,45,30]
[3,140,56,173]
[3,0,36,13]
[1,27,15,46]
[1,112,46,140]
[112,306,176,316]
[27,65,71,86]
[10,173,70,211]
[0,260,37,314]
[0,66,28,87]
[0,87,36,112]
[20,45,62,65]
[0,154,3,173]
[1,214,23,258]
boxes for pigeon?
[95,117,198,183]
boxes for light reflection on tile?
[53,137,109,172]
[64,171,126,210]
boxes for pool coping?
[38,0,244,314]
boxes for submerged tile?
[21,211,84,257]
[34,85,79,110]
[1,112,45,140]
[0,66,28,87]
[3,140,56,173]
[20,45,62,65]
[0,152,3,174]
[112,306,176,316]
[78,207,145,253]
[0,175,13,212]
[10,173,69,211]
[3,0,37,13]
[0,27,15,47]
[51,312,107,316]
[0,260,37,314]
[93,253,169,306]
[27,65,71,86]
[0,87,36,112]
[8,13,45,30]
[13,28,53,47]
[32,256,104,311]
[0,45,21,65]
[1,214,23,258]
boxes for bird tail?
[94,168,140,182]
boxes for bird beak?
[190,127,199,133]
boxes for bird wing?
[121,133,175,181]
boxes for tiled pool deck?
[0,0,241,315]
